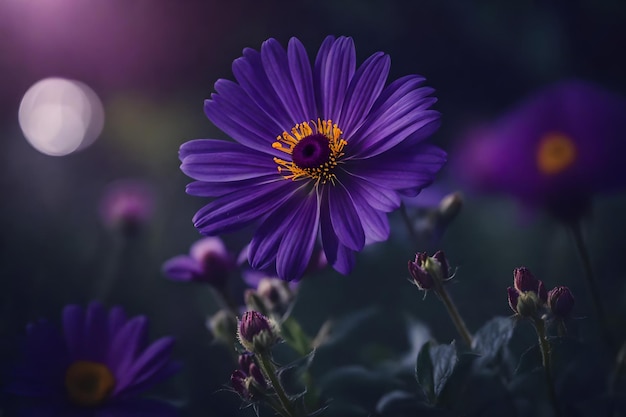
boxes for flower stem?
[435,284,473,347]
[258,352,297,417]
[533,318,561,417]
[567,220,613,348]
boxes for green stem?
[436,284,473,347]
[533,319,561,417]
[258,352,296,417]
[568,220,613,348]
[400,203,421,246]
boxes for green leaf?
[472,316,515,363]
[416,341,458,404]
[281,316,313,356]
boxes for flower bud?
[231,370,249,399]
[513,267,540,293]
[548,286,574,318]
[238,353,267,391]
[516,291,541,319]
[206,309,238,347]
[237,311,278,353]
[408,254,434,291]
[432,250,450,280]
[257,278,295,316]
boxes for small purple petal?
[162,255,202,281]
[83,302,109,363]
[108,316,148,378]
[287,37,317,119]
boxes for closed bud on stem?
[237,311,279,354]
[548,286,575,319]
[516,291,541,319]
[408,254,435,291]
[256,278,295,317]
[206,309,238,347]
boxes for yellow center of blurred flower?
[536,133,577,175]
[272,119,347,185]
[65,361,115,407]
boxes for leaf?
[472,316,515,363]
[416,341,435,403]
[376,390,458,417]
[416,341,458,404]
[431,341,458,398]
[281,316,313,356]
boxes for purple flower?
[162,237,234,289]
[179,36,446,281]
[6,302,180,416]
[99,179,154,235]
[453,80,626,221]
[237,311,278,353]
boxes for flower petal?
[232,47,294,131]
[203,85,284,156]
[248,190,307,272]
[287,37,317,119]
[63,305,85,360]
[185,176,279,198]
[315,36,356,121]
[351,92,440,158]
[83,302,108,363]
[328,182,365,251]
[340,52,390,136]
[276,190,320,281]
[348,144,447,192]
[162,255,202,281]
[180,139,275,182]
[114,337,177,397]
[339,172,401,212]
[108,316,148,379]
[349,190,390,243]
[192,180,299,235]
[261,38,308,123]
[320,190,356,275]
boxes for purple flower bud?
[514,267,540,293]
[238,353,255,374]
[237,311,277,353]
[432,250,449,278]
[99,179,154,236]
[248,363,267,390]
[230,370,249,399]
[408,258,434,290]
[548,286,575,318]
[507,287,519,313]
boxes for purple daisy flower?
[453,80,626,221]
[7,302,180,416]
[179,36,446,281]
[162,236,235,289]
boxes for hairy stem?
[258,352,297,417]
[533,319,561,417]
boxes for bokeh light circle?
[18,77,104,156]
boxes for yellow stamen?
[65,361,116,407]
[536,132,577,175]
[272,119,347,185]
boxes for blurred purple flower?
[162,237,235,289]
[453,80,626,221]
[99,179,154,235]
[179,35,445,281]
[7,302,179,416]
